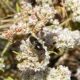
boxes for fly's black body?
[29,35,45,62]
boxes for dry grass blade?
[1,0,16,13]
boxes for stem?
[0,19,14,23]
[0,24,12,29]
[60,17,72,26]
[1,41,12,57]
[12,51,20,54]
[48,51,58,55]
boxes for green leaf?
[4,77,14,80]
[16,3,21,13]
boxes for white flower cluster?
[64,0,80,22]
[65,0,80,11]
[53,27,80,48]
[1,0,57,40]
[43,27,80,49]
[1,20,27,40]
[21,0,57,26]
[20,0,32,11]
[16,37,50,72]
[47,65,71,80]
[27,3,56,29]
[72,7,80,22]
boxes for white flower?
[28,14,38,25]
[46,65,71,80]
[20,0,32,12]
[52,19,60,25]
[75,68,80,80]
[72,7,80,22]
[40,3,56,20]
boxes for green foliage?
[4,77,14,80]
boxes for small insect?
[29,35,45,62]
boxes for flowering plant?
[0,0,80,80]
